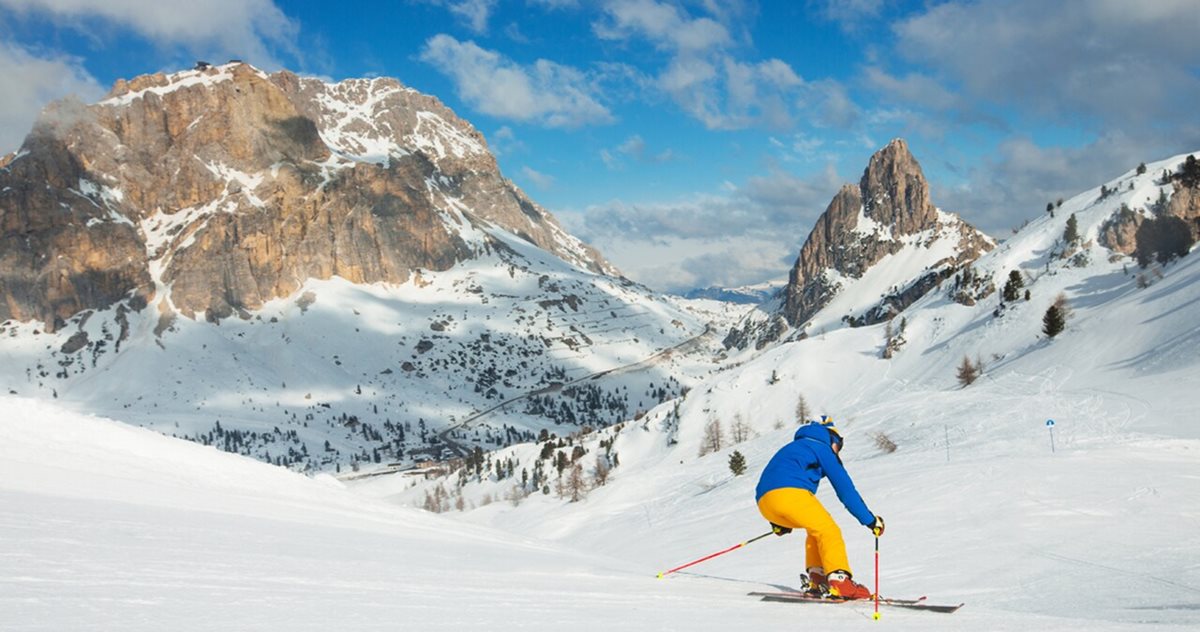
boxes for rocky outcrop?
[1099,205,1144,255]
[780,139,993,329]
[0,63,614,330]
[1100,167,1200,256]
[1166,182,1200,239]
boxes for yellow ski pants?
[757,487,851,575]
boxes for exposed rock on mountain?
[726,139,994,349]
[0,63,614,330]
[1098,157,1199,258]
[783,139,993,328]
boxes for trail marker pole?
[656,531,773,578]
[1046,419,1056,453]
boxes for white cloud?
[617,134,646,157]
[893,0,1200,130]
[933,133,1160,237]
[872,0,1200,237]
[420,35,613,128]
[594,0,808,131]
[593,233,795,292]
[594,0,731,54]
[862,67,959,113]
[813,0,886,30]
[0,0,300,69]
[487,125,525,156]
[445,0,497,34]
[600,134,677,170]
[528,0,578,8]
[521,166,555,189]
[561,165,845,290]
[0,41,103,153]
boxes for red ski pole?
[657,531,774,578]
[873,533,881,620]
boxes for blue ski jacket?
[755,423,875,527]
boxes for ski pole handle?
[657,531,773,578]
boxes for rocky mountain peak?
[775,140,992,332]
[722,139,994,349]
[860,138,938,234]
[0,62,615,331]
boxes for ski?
[748,591,963,613]
[747,591,926,605]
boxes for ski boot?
[800,568,828,597]
[826,570,872,600]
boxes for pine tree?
[1137,162,1147,175]
[1002,270,1024,302]
[1181,155,1200,188]
[1042,305,1065,338]
[1063,214,1080,246]
[728,450,747,476]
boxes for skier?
[755,416,884,600]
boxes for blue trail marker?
[1046,419,1056,453]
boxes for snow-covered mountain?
[0,61,614,330]
[0,62,741,472]
[726,139,994,350]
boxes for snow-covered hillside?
[0,227,742,473]
[352,152,1200,627]
[0,398,804,631]
[6,394,1195,631]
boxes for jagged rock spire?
[779,139,992,329]
[860,138,937,234]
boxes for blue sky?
[2,1,1199,292]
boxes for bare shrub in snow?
[795,394,811,423]
[956,356,980,387]
[592,455,611,487]
[730,414,753,443]
[872,432,898,454]
[699,419,724,456]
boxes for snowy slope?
[0,226,736,474]
[0,397,802,631]
[7,396,1190,631]
[356,153,1200,628]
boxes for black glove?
[771,522,792,536]
[868,516,885,537]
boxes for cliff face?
[780,139,993,329]
[0,63,614,330]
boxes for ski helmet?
[818,415,843,450]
